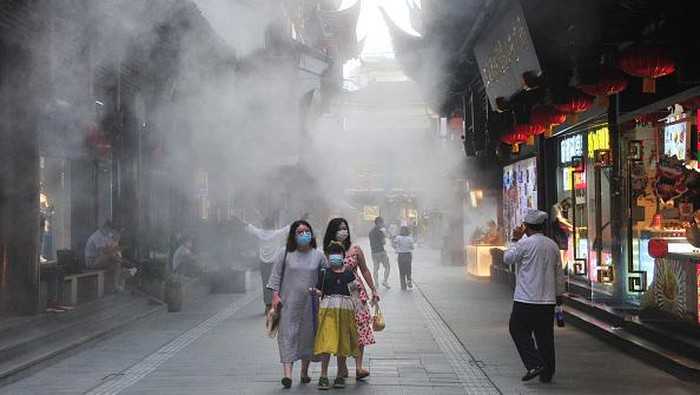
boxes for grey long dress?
[267,248,326,363]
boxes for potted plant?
[165,273,184,312]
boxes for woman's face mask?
[295,231,312,247]
[328,254,344,267]
[336,229,349,242]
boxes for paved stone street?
[3,241,700,395]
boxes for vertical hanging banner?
[474,1,541,110]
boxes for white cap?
[524,209,548,225]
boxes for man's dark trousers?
[509,301,556,376]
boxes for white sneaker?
[407,281,413,289]
[382,281,391,289]
[128,268,138,276]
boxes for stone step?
[564,304,700,383]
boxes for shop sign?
[562,167,586,191]
[474,1,541,110]
[560,134,584,165]
[587,127,610,159]
[363,206,379,221]
[663,120,688,160]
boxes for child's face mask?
[328,254,344,268]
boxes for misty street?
[2,0,700,394]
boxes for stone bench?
[63,270,105,306]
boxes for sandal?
[356,369,370,380]
[333,377,346,388]
[318,376,331,390]
[300,375,311,384]
[281,377,292,389]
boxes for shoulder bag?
[266,249,288,338]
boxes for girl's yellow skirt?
[314,295,359,357]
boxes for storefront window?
[556,126,613,300]
[623,107,700,325]
[39,156,71,262]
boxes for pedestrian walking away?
[504,209,565,384]
[392,226,415,290]
[266,220,327,389]
[369,216,391,289]
[323,217,379,381]
[242,215,293,314]
[311,241,360,390]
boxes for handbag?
[372,303,385,332]
[266,249,288,338]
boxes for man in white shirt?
[504,209,565,383]
[244,216,292,314]
[172,236,198,276]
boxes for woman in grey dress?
[267,220,327,389]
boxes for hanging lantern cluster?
[618,46,675,94]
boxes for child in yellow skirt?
[310,241,359,390]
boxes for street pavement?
[2,240,700,394]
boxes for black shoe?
[300,375,311,384]
[521,366,544,382]
[318,377,331,390]
[333,377,345,388]
[281,377,292,388]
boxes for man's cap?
[524,209,548,225]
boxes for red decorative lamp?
[618,46,675,94]
[554,90,595,123]
[648,238,669,259]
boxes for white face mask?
[336,229,349,242]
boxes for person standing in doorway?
[243,216,292,314]
[551,198,573,272]
[505,209,565,383]
[369,216,391,289]
[392,226,415,290]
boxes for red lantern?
[577,68,628,105]
[554,90,594,123]
[554,90,595,114]
[84,122,111,158]
[531,106,567,136]
[618,47,675,94]
[648,238,669,258]
[500,131,528,153]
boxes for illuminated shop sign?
[562,167,587,191]
[560,134,583,165]
[587,127,610,158]
[664,120,688,160]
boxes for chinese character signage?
[587,127,610,159]
[474,2,541,111]
[560,134,584,165]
